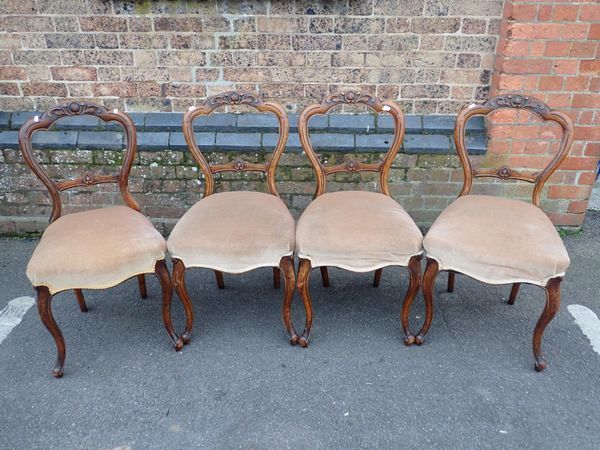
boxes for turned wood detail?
[454,94,574,207]
[18,101,139,223]
[298,91,405,197]
[183,91,289,197]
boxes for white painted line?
[568,304,600,355]
[0,296,35,344]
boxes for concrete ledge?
[0,111,487,154]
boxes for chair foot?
[137,274,148,299]
[415,258,439,346]
[172,258,194,346]
[214,270,225,289]
[373,268,383,287]
[319,266,330,288]
[297,258,313,348]
[74,289,88,313]
[508,283,520,305]
[401,255,422,346]
[279,256,299,345]
[155,260,183,351]
[533,277,561,372]
[37,286,65,378]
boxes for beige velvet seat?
[171,91,298,347]
[411,94,575,372]
[423,195,569,287]
[19,102,181,378]
[168,191,294,273]
[294,92,423,348]
[297,190,422,272]
[27,206,167,295]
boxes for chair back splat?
[298,91,405,198]
[18,101,139,223]
[182,91,289,197]
[454,94,574,207]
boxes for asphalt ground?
[0,212,599,449]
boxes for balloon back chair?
[168,91,297,345]
[295,92,424,347]
[417,94,574,371]
[19,102,179,378]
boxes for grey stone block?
[137,132,170,151]
[378,114,422,133]
[0,112,10,130]
[193,113,237,131]
[77,131,124,150]
[216,132,261,151]
[458,135,487,155]
[466,116,485,133]
[236,113,279,132]
[169,132,216,151]
[355,134,396,152]
[0,131,18,149]
[262,133,302,152]
[422,115,455,134]
[10,111,39,129]
[52,115,101,130]
[310,133,354,152]
[403,134,452,154]
[289,113,329,131]
[330,114,375,133]
[32,131,78,149]
[145,113,184,131]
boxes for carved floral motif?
[497,166,512,179]
[346,159,358,172]
[324,91,377,106]
[205,91,261,108]
[233,158,245,172]
[45,102,106,119]
[82,172,95,186]
[485,94,550,115]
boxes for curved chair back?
[454,94,574,207]
[298,91,405,198]
[182,91,289,197]
[18,102,139,223]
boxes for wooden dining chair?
[19,102,181,377]
[295,91,424,347]
[167,91,297,345]
[415,94,574,371]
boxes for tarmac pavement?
[0,212,599,449]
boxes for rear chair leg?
[214,270,225,289]
[37,286,65,378]
[319,266,330,288]
[297,259,314,347]
[400,256,422,346]
[279,256,299,345]
[155,260,182,351]
[137,274,148,299]
[74,289,88,313]
[273,267,281,289]
[508,283,520,305]
[173,258,194,345]
[373,268,383,287]
[447,272,455,293]
[416,258,439,345]
[533,278,561,372]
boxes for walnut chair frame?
[19,102,181,377]
[296,91,421,347]
[174,91,297,345]
[415,94,574,371]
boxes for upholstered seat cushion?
[27,206,167,295]
[423,195,570,286]
[167,191,295,272]
[296,191,423,271]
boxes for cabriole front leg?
[533,277,561,372]
[37,286,65,378]
[415,258,439,345]
[279,256,299,345]
[401,255,422,346]
[155,260,183,351]
[172,258,194,345]
[297,258,314,348]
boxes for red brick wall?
[487,0,600,226]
